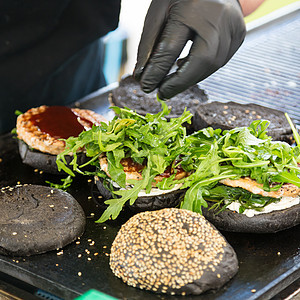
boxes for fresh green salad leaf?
[56,103,300,222]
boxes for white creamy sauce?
[110,180,183,197]
[226,196,300,217]
[137,184,183,197]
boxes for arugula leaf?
[56,100,300,223]
[285,113,300,146]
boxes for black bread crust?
[194,101,293,142]
[94,176,185,212]
[110,208,238,295]
[202,202,300,233]
[110,75,208,132]
[18,139,88,175]
[0,185,86,256]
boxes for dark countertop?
[0,86,299,299]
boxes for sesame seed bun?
[0,185,86,256]
[110,208,238,295]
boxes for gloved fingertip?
[133,66,143,81]
[157,90,167,101]
[141,83,155,94]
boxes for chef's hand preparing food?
[134,0,255,100]
[0,0,264,134]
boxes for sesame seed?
[251,289,256,293]
[109,208,235,295]
[78,272,82,276]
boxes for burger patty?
[220,177,300,198]
[99,155,188,185]
[17,105,107,155]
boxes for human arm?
[239,0,265,16]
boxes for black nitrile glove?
[133,0,246,99]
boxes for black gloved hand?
[133,0,246,99]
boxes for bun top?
[110,208,238,295]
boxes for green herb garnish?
[56,105,300,222]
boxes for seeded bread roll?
[110,208,238,295]
[0,185,86,256]
[194,101,293,142]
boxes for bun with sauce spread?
[16,105,107,174]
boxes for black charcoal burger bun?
[202,202,300,233]
[94,176,185,212]
[194,101,293,143]
[0,185,86,256]
[110,75,208,132]
[18,139,89,175]
[110,208,238,295]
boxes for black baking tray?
[0,85,300,300]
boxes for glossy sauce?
[30,106,92,139]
